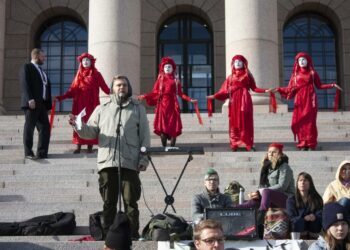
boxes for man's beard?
[36,58,44,65]
[116,92,127,104]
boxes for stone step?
[1,114,350,130]
[0,162,341,177]
[0,236,156,250]
[0,112,349,248]
[0,202,194,226]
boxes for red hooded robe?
[57,53,110,145]
[277,52,335,149]
[213,55,266,150]
[143,57,192,138]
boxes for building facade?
[0,0,349,114]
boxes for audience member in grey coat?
[191,168,233,223]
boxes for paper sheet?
[75,108,86,130]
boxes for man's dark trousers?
[23,100,50,157]
[98,167,141,238]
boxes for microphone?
[117,92,125,107]
[140,146,147,154]
[116,92,124,133]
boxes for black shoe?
[131,231,140,240]
[160,134,167,147]
[36,154,48,159]
[73,144,81,154]
[25,152,36,160]
[170,137,176,147]
[87,145,93,153]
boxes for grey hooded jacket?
[76,94,150,172]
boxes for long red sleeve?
[97,72,110,94]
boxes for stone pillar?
[225,0,286,112]
[88,0,141,96]
[0,0,6,114]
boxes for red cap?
[268,143,284,152]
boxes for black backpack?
[141,213,191,241]
[89,211,105,240]
[0,212,76,236]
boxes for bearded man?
[20,48,52,160]
[69,75,150,239]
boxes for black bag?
[89,211,105,240]
[105,212,132,250]
[141,213,191,241]
[0,222,21,236]
[0,212,76,236]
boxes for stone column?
[0,0,6,114]
[88,0,141,96]
[225,0,285,112]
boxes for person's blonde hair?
[193,219,223,241]
[324,228,350,250]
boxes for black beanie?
[105,212,132,250]
[322,202,349,230]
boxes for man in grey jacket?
[192,168,233,223]
[69,75,150,239]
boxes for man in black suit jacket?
[20,48,52,159]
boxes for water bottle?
[239,187,244,204]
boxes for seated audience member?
[287,172,323,239]
[323,160,350,210]
[193,219,225,250]
[104,212,132,250]
[235,143,295,229]
[192,168,233,223]
[308,202,350,250]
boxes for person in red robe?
[207,55,269,151]
[274,52,342,151]
[55,52,110,153]
[138,57,197,147]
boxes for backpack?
[0,212,76,236]
[141,213,191,241]
[89,211,105,240]
[224,181,245,205]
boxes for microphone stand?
[113,95,123,213]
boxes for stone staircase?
[0,111,349,249]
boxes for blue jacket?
[308,236,330,250]
[286,195,322,233]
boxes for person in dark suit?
[20,48,52,159]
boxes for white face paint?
[298,57,308,68]
[163,64,173,74]
[234,59,243,69]
[82,58,91,68]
